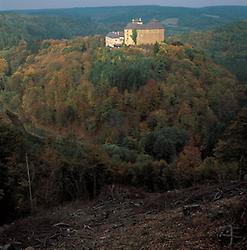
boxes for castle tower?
[124,19,165,46]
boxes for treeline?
[0,13,105,50]
[176,20,247,85]
[2,5,247,51]
[0,36,246,223]
[0,114,111,224]
[1,107,246,224]
[19,5,247,31]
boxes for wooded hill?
[176,20,247,85]
[0,13,103,50]
[2,5,247,50]
[0,36,246,223]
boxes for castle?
[105,18,165,48]
[105,31,124,48]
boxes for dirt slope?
[0,182,247,250]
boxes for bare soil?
[0,181,247,250]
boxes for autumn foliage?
[0,36,246,223]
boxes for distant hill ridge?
[1,5,247,50]
[177,20,247,84]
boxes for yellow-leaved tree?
[0,58,8,76]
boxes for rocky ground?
[0,181,247,250]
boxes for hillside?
[0,14,103,50]
[0,182,247,249]
[0,35,247,226]
[17,5,247,31]
[2,5,247,50]
[1,37,244,151]
[176,20,247,85]
[1,3,247,249]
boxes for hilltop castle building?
[105,18,165,48]
[105,31,124,48]
[124,18,165,46]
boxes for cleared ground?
[0,182,247,250]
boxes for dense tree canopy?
[177,20,247,85]
[214,108,247,178]
[0,34,246,223]
[0,14,103,50]
[141,127,187,162]
[1,37,244,155]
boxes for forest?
[2,5,247,49]
[0,7,246,247]
[176,20,247,85]
[0,14,104,50]
[0,3,247,248]
[0,31,247,225]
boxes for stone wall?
[137,29,164,45]
[124,29,135,46]
[124,28,165,46]
[106,37,124,48]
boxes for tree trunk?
[93,171,97,199]
[26,153,33,213]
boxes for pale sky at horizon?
[1,0,247,10]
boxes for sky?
[1,0,247,10]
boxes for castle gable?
[106,31,124,39]
[145,20,164,30]
[106,18,165,47]
[125,19,164,30]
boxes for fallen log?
[53,222,71,228]
[183,204,201,216]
